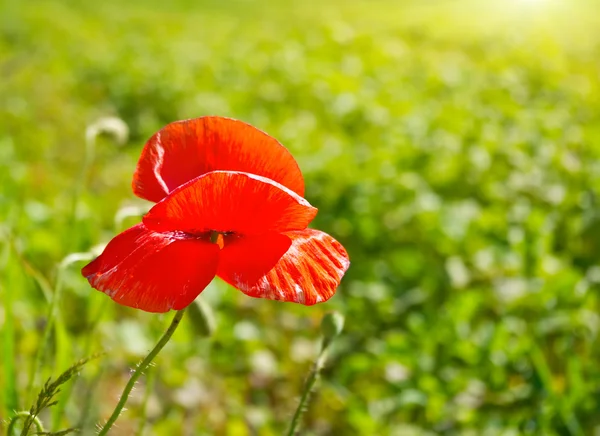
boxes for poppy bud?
[60,252,97,269]
[320,312,344,346]
[85,116,129,146]
[114,205,150,230]
[187,297,216,337]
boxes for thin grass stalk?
[50,296,108,430]
[6,411,45,435]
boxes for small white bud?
[85,116,129,146]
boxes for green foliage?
[2,0,600,434]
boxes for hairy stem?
[97,309,187,436]
[286,345,329,436]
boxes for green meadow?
[2,0,600,434]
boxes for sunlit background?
[2,0,600,434]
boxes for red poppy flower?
[82,117,350,313]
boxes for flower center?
[209,230,233,248]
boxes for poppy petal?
[82,223,219,313]
[143,171,317,235]
[217,229,350,305]
[132,116,305,202]
[217,232,292,285]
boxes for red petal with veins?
[217,233,292,286]
[143,171,317,236]
[81,223,219,313]
[217,228,350,305]
[132,116,305,202]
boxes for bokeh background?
[2,0,600,434]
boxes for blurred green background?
[2,0,600,434]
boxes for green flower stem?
[97,309,187,436]
[286,343,329,436]
[6,411,44,436]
